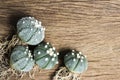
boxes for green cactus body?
[17,17,45,45]
[33,42,59,69]
[10,46,35,72]
[64,50,88,73]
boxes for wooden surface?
[0,0,120,80]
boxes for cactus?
[17,17,45,45]
[64,50,88,73]
[10,46,35,72]
[33,42,59,69]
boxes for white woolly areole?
[17,17,44,29]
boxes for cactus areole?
[17,17,45,45]
[33,42,59,69]
[10,46,35,72]
[64,50,88,73]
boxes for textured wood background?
[0,0,120,80]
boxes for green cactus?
[64,50,88,73]
[33,42,59,69]
[10,46,35,72]
[17,17,45,45]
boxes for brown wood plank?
[0,0,120,80]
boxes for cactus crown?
[64,50,88,73]
[33,42,59,69]
[17,17,45,45]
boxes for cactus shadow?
[58,48,72,66]
[50,48,72,80]
[8,10,31,38]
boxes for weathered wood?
[0,0,120,80]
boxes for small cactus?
[33,42,59,69]
[10,46,35,72]
[17,17,45,45]
[64,50,88,73]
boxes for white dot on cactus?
[77,54,80,58]
[49,51,54,56]
[77,56,80,59]
[35,25,41,28]
[35,39,37,41]
[25,49,28,51]
[34,54,35,56]
[52,58,55,61]
[31,58,33,61]
[45,58,48,61]
[81,59,83,62]
[38,21,41,25]
[52,47,56,50]
[28,53,31,57]
[38,52,41,54]
[38,31,41,34]
[47,42,49,45]
[81,56,84,59]
[31,21,34,24]
[29,17,32,19]
[84,55,87,58]
[24,51,27,54]
[49,48,53,51]
[72,53,74,56]
[26,46,28,49]
[79,52,82,54]
[56,61,59,64]
[66,54,68,56]
[31,28,33,31]
[72,50,75,52]
[49,54,52,56]
[46,42,50,45]
[26,58,29,61]
[35,20,37,22]
[53,54,57,57]
[73,58,76,62]
[22,21,25,24]
[44,45,48,48]
[42,28,45,31]
[29,50,31,53]
[46,50,49,54]
[57,53,59,55]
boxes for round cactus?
[64,50,88,73]
[17,17,45,45]
[10,46,35,72]
[33,42,59,69]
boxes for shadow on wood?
[7,10,31,39]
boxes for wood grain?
[0,0,120,80]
